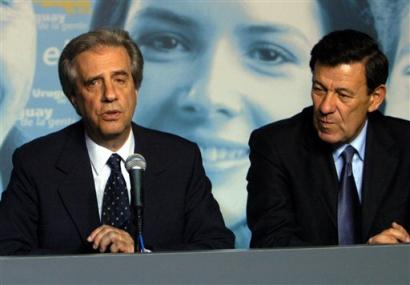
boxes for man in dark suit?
[247,29,410,247]
[0,28,234,255]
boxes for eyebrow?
[136,7,199,28]
[312,80,354,95]
[236,24,310,45]
[111,70,129,77]
[83,70,129,83]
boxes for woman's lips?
[199,144,249,171]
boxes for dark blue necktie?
[102,154,131,231]
[338,145,361,245]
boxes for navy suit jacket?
[0,121,234,254]
[247,107,410,247]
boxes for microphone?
[125,153,146,253]
[125,153,146,208]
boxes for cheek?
[245,75,312,124]
[78,97,99,115]
[127,92,137,113]
[138,63,192,110]
[341,108,365,130]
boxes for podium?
[1,245,409,284]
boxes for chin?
[98,127,127,140]
[318,132,342,145]
[101,123,129,134]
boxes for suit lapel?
[361,113,399,238]
[309,148,339,227]
[303,108,339,227]
[56,122,100,243]
[132,124,166,191]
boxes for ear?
[69,95,77,107]
[368,84,386,112]
[69,95,80,113]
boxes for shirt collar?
[333,120,368,161]
[85,130,135,175]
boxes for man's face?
[124,0,322,227]
[71,46,137,149]
[311,62,383,145]
[0,1,36,147]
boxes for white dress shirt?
[85,130,135,219]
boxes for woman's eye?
[137,32,193,62]
[248,48,283,64]
[244,42,298,76]
[247,43,295,65]
[147,35,181,51]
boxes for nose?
[102,80,117,102]
[318,92,337,115]
[176,39,243,121]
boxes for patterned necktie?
[337,145,361,245]
[102,154,131,231]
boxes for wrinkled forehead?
[125,0,323,41]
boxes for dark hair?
[309,29,388,93]
[58,28,143,99]
[90,0,131,29]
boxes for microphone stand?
[134,205,144,253]
[129,168,145,253]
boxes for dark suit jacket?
[247,107,410,247]
[0,121,234,255]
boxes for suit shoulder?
[382,115,410,129]
[13,122,82,159]
[371,112,410,138]
[133,124,197,150]
[132,124,202,172]
[252,107,311,140]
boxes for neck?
[85,126,131,152]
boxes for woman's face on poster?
[125,0,322,227]
[387,7,410,120]
[0,1,36,146]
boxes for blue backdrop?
[1,0,409,248]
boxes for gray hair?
[58,28,143,99]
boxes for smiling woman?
[125,1,322,249]
[91,0,375,248]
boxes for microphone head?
[125,153,146,171]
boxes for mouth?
[198,144,249,172]
[320,119,333,125]
[101,110,121,121]
[317,117,335,129]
